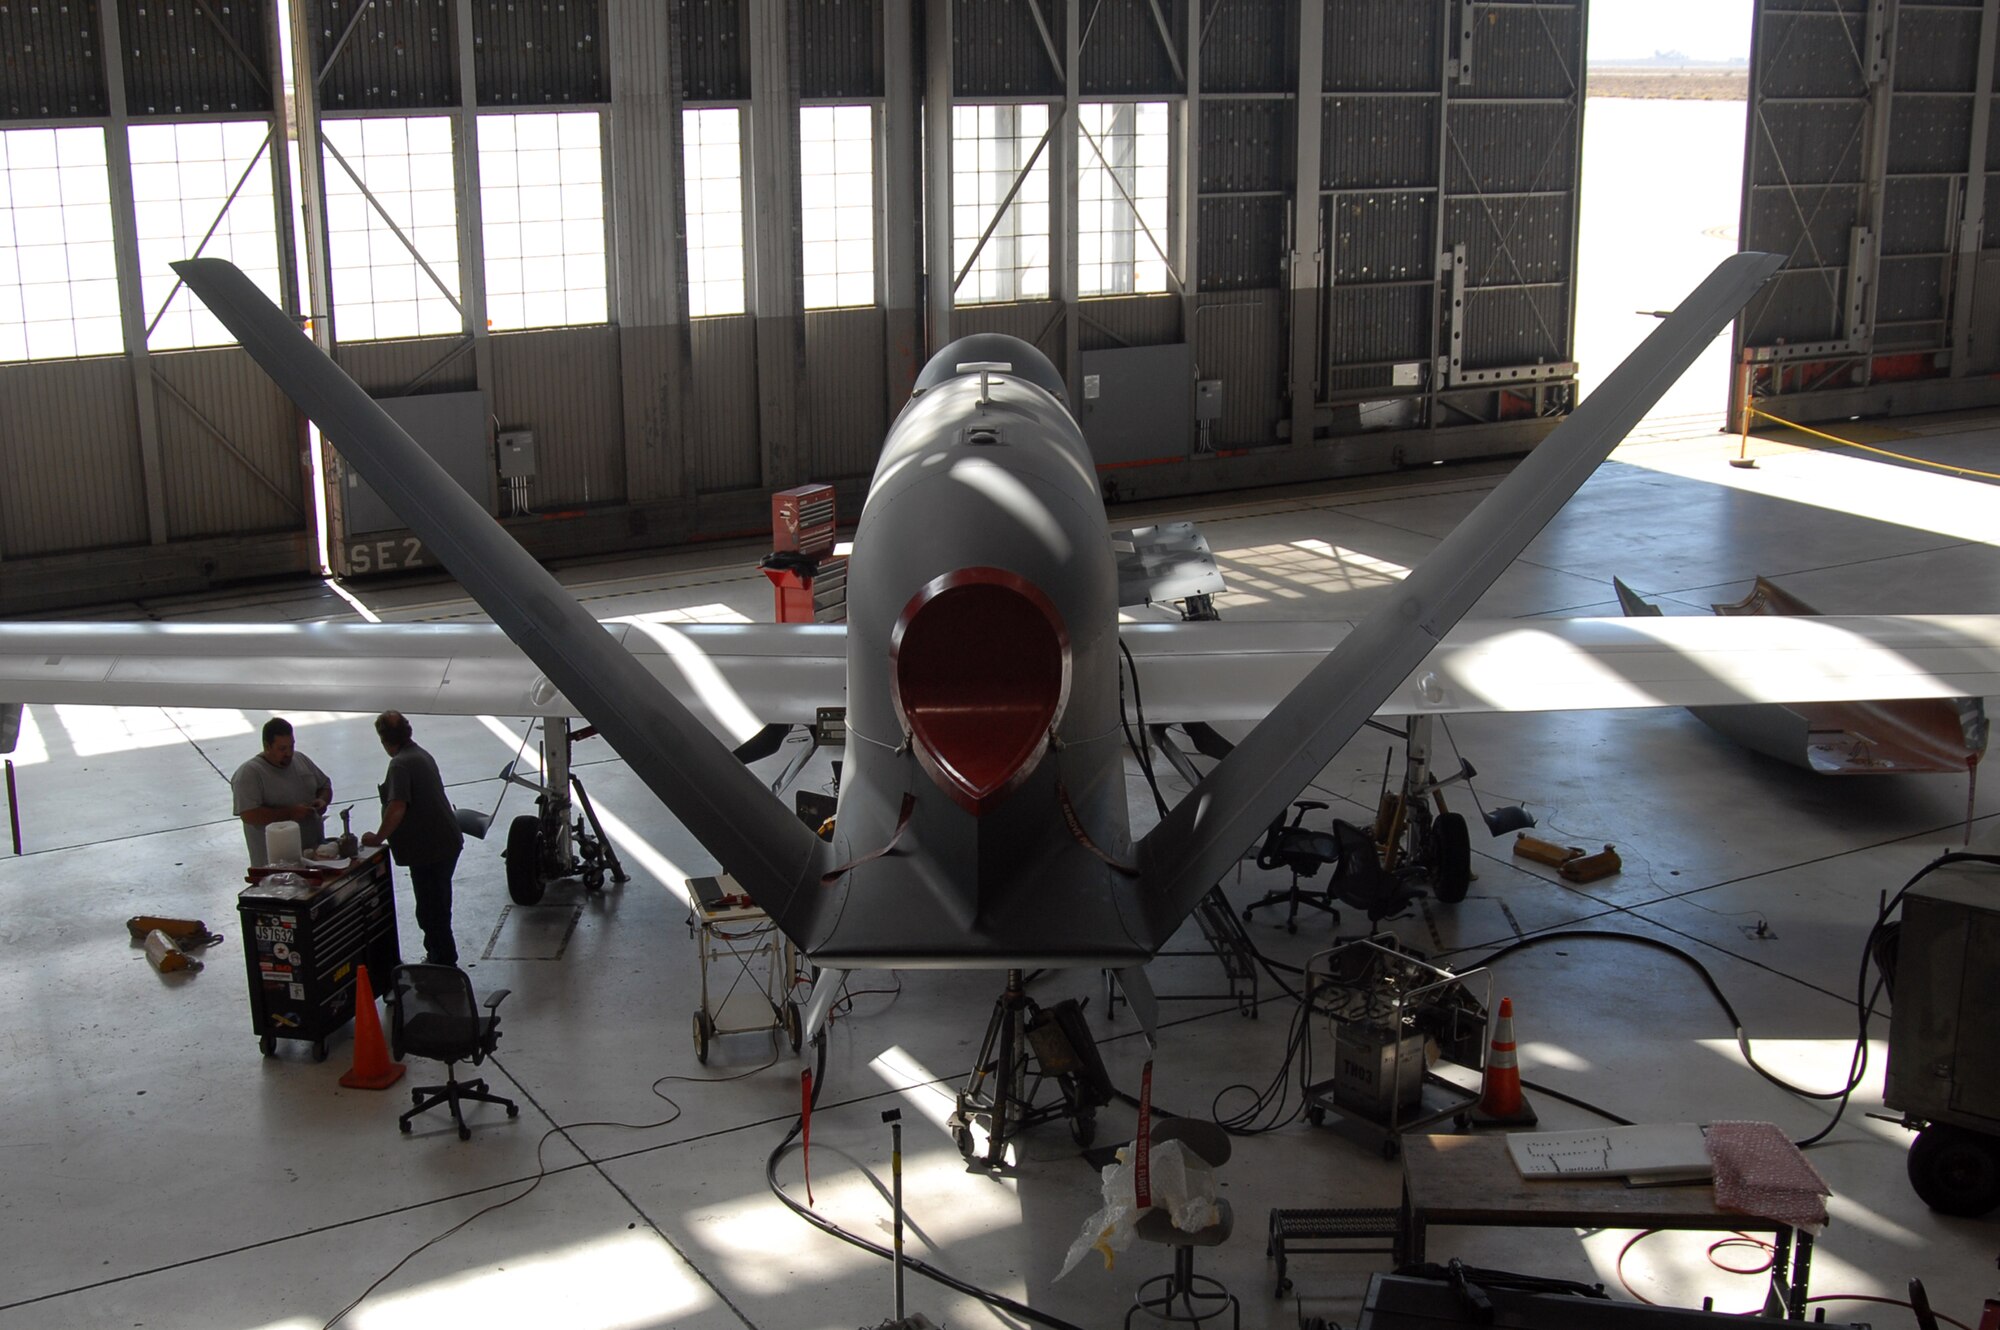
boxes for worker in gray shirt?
[231,717,332,866]
[362,711,464,966]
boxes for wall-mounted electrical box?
[497,430,537,480]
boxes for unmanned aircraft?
[9,252,2000,1042]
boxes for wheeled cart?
[685,874,807,1062]
[1300,937,1487,1157]
[238,850,401,1061]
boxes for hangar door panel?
[1736,0,2000,423]
[1319,0,1584,437]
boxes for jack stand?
[949,970,1111,1167]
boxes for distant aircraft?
[1615,575,1989,777]
[9,252,2000,1043]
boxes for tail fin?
[1132,252,1786,942]
[174,259,828,923]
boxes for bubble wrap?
[1705,1120,1830,1234]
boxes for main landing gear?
[499,718,630,905]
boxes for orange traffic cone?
[339,964,405,1090]
[1468,996,1536,1127]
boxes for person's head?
[374,710,413,754]
[261,717,295,765]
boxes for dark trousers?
[407,848,461,966]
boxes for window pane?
[322,116,463,342]
[0,127,125,362]
[479,110,607,330]
[682,108,745,317]
[1077,101,1171,297]
[128,120,285,350]
[950,104,1050,306]
[799,104,875,310]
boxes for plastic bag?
[1056,1138,1218,1278]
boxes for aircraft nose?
[891,567,1070,814]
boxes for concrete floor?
[4,409,2000,1329]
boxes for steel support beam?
[882,0,923,403]
[607,1,694,501]
[746,1,804,489]
[97,0,170,546]
[452,0,494,400]
[924,0,955,350]
[1951,0,2000,376]
[1177,1,1201,364]
[1056,0,1081,398]
[1287,0,1326,448]
[293,0,350,567]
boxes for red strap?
[1134,1059,1154,1209]
[801,1069,814,1205]
[820,793,917,886]
[1058,781,1140,877]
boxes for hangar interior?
[4,1,2000,1328]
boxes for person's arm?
[362,801,407,848]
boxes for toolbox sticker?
[290,983,305,1000]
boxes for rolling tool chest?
[237,849,402,1061]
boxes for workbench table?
[1399,1134,1816,1318]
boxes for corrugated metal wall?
[152,350,303,540]
[955,0,1064,97]
[309,0,459,109]
[1192,292,1285,447]
[492,327,627,507]
[333,339,480,397]
[688,316,762,492]
[474,0,607,105]
[0,3,108,119]
[804,307,889,478]
[0,361,148,557]
[1080,0,1182,95]
[1078,295,1181,350]
[800,0,883,98]
[1736,0,2000,421]
[119,0,272,115]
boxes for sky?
[1586,0,1753,63]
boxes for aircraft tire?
[1908,1123,2000,1216]
[1431,813,1472,904]
[504,815,546,905]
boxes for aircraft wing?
[1120,614,2000,720]
[0,620,845,744]
[11,612,2000,737]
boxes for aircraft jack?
[499,717,631,905]
[949,970,1114,1168]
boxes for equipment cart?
[686,873,807,1062]
[237,849,401,1061]
[1301,937,1488,1157]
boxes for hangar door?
[1736,0,2000,424]
[1317,0,1584,440]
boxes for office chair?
[1243,801,1342,932]
[387,963,519,1140]
[1126,1117,1238,1328]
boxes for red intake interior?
[894,572,1067,814]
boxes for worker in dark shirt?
[361,710,465,966]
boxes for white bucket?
[266,820,302,866]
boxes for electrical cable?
[1450,849,2000,1148]
[321,1063,690,1330]
[1118,639,1171,820]
[1613,1229,1976,1328]
[765,1036,1091,1330]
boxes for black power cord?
[764,1035,1092,1330]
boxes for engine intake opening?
[892,568,1070,815]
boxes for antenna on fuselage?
[956,361,1012,406]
